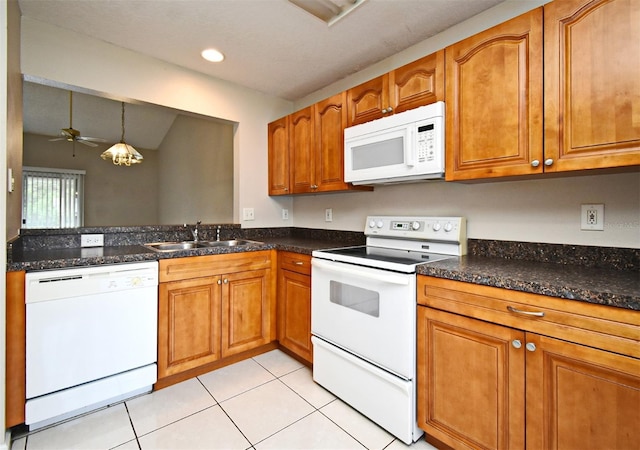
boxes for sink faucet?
[190,221,201,242]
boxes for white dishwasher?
[25,261,158,429]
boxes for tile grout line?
[121,402,141,450]
[196,376,255,448]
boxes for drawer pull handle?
[507,306,545,317]
[293,261,304,266]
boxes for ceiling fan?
[49,91,107,148]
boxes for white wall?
[2,0,21,445]
[158,116,233,224]
[292,173,640,248]
[20,18,294,230]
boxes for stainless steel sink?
[145,239,263,252]
[144,241,202,252]
[197,239,262,247]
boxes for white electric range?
[311,215,466,444]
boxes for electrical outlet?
[282,209,289,220]
[81,234,104,247]
[325,208,333,222]
[243,208,255,221]
[581,204,604,231]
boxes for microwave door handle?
[312,259,410,286]
[405,127,415,167]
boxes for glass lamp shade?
[101,142,144,166]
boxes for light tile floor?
[10,350,438,450]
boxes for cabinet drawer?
[418,276,640,358]
[278,251,311,276]
[159,250,274,282]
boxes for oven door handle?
[312,259,411,286]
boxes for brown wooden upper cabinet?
[267,116,290,195]
[446,0,639,181]
[289,106,315,193]
[268,92,371,195]
[543,0,640,172]
[445,8,544,181]
[347,51,445,126]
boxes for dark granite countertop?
[7,232,639,311]
[416,255,640,311]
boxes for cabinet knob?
[311,184,318,189]
[531,160,540,167]
[217,279,222,285]
[544,158,554,166]
[381,107,393,114]
[223,279,229,284]
[526,342,537,352]
[512,339,522,349]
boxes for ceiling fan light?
[102,101,143,166]
[101,142,143,166]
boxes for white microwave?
[344,101,444,185]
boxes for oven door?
[311,257,416,378]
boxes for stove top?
[313,215,466,273]
[312,245,453,273]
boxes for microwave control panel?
[416,123,436,162]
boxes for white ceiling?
[18,0,506,101]
[19,0,508,149]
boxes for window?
[22,167,86,229]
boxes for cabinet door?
[221,269,271,358]
[526,333,640,450]
[277,269,312,363]
[445,9,543,181]
[347,74,390,126]
[391,50,444,114]
[417,306,525,450]
[544,0,640,172]
[268,116,290,195]
[290,106,315,193]
[314,92,350,192]
[158,276,222,378]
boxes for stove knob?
[444,222,453,232]
[411,221,420,230]
[376,220,384,228]
[432,223,441,231]
[369,219,376,228]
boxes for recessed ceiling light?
[201,48,225,62]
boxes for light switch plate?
[243,208,255,221]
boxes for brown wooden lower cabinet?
[6,271,26,428]
[157,251,276,385]
[277,252,312,364]
[417,276,640,450]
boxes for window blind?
[22,167,86,229]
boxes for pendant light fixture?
[101,102,143,166]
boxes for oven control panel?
[365,216,466,243]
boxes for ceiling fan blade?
[77,139,99,147]
[79,136,107,143]
[49,137,66,142]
